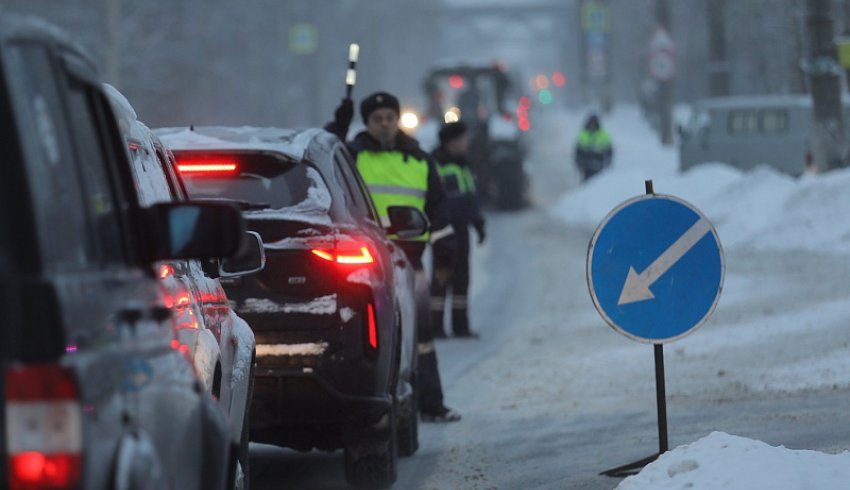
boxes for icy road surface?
[250,108,850,489]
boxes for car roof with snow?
[154,126,333,163]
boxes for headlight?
[400,111,419,130]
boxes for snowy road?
[250,205,850,489]
[249,108,850,489]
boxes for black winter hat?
[360,92,400,124]
[438,121,468,145]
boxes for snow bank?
[551,106,850,255]
[617,432,850,490]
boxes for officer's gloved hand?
[473,219,486,244]
[334,98,354,130]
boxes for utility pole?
[805,0,846,170]
[706,0,729,96]
[788,0,808,93]
[656,0,673,145]
[842,0,850,92]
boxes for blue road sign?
[587,194,724,344]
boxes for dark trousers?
[396,241,445,413]
[430,226,471,336]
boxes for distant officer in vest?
[327,92,461,422]
[574,114,613,181]
[430,121,485,339]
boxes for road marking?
[617,218,711,305]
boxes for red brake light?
[552,71,567,87]
[10,453,81,490]
[6,364,82,490]
[312,242,375,265]
[367,303,378,350]
[448,74,464,89]
[159,264,174,279]
[6,365,78,401]
[176,158,237,174]
[338,247,374,264]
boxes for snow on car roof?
[154,126,326,162]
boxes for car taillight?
[176,158,237,174]
[159,264,174,279]
[311,240,375,266]
[6,364,82,490]
[366,303,378,350]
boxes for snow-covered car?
[0,12,244,490]
[156,126,426,488]
[106,88,263,490]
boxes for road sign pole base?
[601,344,669,479]
[599,452,660,477]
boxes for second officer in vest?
[574,113,613,181]
[431,121,485,339]
[327,92,461,422]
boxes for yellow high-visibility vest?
[357,150,429,241]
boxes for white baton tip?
[349,43,360,62]
[346,69,357,85]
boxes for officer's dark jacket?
[431,148,483,226]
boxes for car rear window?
[173,151,332,215]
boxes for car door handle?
[395,259,407,268]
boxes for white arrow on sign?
[618,218,711,306]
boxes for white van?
[679,95,850,176]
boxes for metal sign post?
[587,180,724,477]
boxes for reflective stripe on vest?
[357,150,430,241]
[577,129,612,153]
[437,162,476,196]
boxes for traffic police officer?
[430,121,485,338]
[574,114,613,181]
[328,92,461,422]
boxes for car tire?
[343,408,398,489]
[397,372,419,457]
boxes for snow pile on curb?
[550,106,850,254]
[616,432,850,490]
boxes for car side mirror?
[143,202,243,261]
[220,231,265,277]
[386,205,429,239]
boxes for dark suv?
[0,12,244,490]
[157,126,426,488]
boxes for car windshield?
[174,151,330,213]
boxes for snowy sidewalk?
[548,106,850,489]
